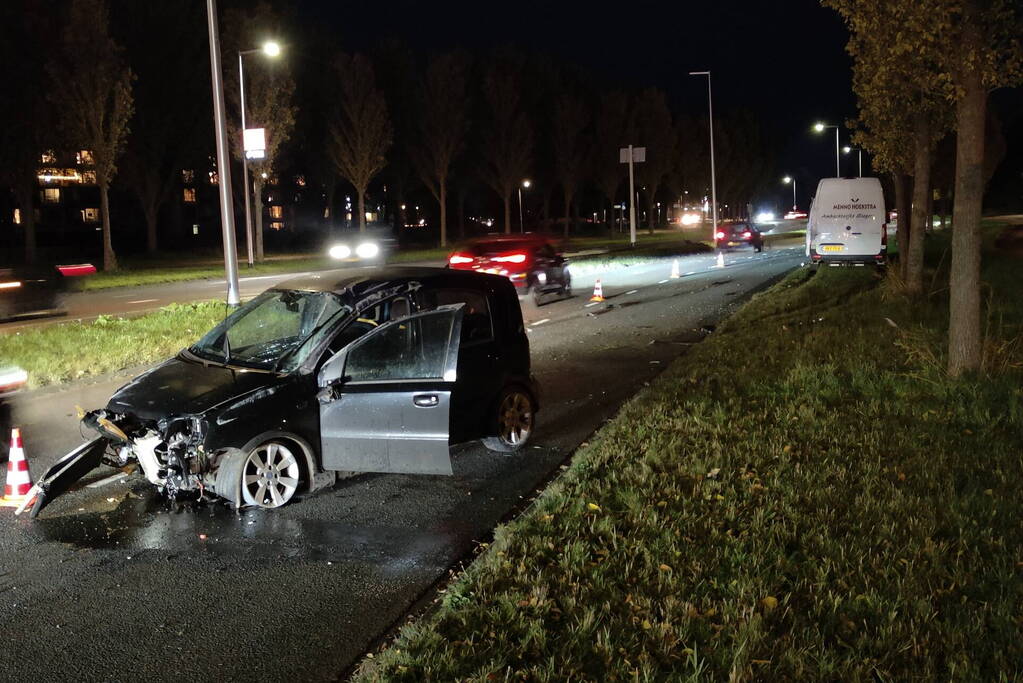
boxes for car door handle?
[413,394,439,408]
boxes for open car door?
[317,304,463,475]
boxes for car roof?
[276,266,507,296]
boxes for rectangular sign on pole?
[243,127,266,160]
[619,146,646,164]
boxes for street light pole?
[814,122,841,177]
[843,146,864,178]
[783,176,796,210]
[205,0,240,307]
[690,71,718,243]
[518,179,531,233]
[238,51,254,268]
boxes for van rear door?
[810,178,885,261]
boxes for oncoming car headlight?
[355,242,380,259]
[328,244,352,260]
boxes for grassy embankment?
[0,302,227,388]
[355,222,1023,680]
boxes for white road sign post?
[620,145,646,246]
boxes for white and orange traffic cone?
[590,279,605,302]
[670,258,681,279]
[1,428,33,508]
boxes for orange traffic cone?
[590,279,605,302]
[670,258,681,279]
[1,428,33,508]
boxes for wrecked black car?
[20,267,539,517]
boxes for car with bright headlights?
[325,228,393,265]
[21,267,540,517]
[0,366,28,460]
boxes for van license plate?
[821,245,843,253]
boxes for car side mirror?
[318,351,347,388]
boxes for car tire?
[240,440,302,509]
[532,287,544,307]
[562,272,572,298]
[482,386,535,453]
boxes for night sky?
[291,0,858,210]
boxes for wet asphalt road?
[0,244,803,681]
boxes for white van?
[806,177,887,266]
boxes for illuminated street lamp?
[782,175,796,210]
[518,179,531,233]
[238,40,283,267]
[843,145,863,177]
[813,122,841,177]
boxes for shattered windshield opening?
[190,290,348,370]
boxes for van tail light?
[715,231,725,240]
[742,231,752,239]
[492,252,527,264]
[448,253,474,265]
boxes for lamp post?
[205,0,240,306]
[238,40,281,268]
[814,122,841,177]
[843,145,863,177]
[689,71,718,243]
[518,179,531,233]
[782,176,796,210]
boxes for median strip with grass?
[355,228,1022,680]
[0,302,226,388]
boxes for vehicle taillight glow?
[0,367,28,392]
[715,231,725,240]
[743,231,752,238]
[56,263,97,277]
[492,253,527,264]
[448,254,474,265]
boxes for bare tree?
[117,0,208,255]
[223,2,296,261]
[0,1,52,264]
[480,63,533,234]
[591,92,630,235]
[552,92,589,238]
[329,53,393,233]
[414,53,470,247]
[632,88,676,233]
[47,0,133,271]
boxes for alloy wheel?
[241,442,301,509]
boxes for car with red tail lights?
[714,222,764,252]
[447,235,571,305]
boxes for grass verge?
[355,225,1023,680]
[0,302,226,388]
[80,257,335,291]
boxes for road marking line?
[126,299,159,304]
[86,472,128,488]
[584,302,599,308]
[625,289,638,295]
[533,318,550,326]
[684,271,696,275]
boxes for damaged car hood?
[107,356,282,420]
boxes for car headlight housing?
[328,244,352,260]
[356,242,379,259]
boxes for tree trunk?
[503,194,512,235]
[907,118,932,295]
[253,177,265,262]
[563,187,573,239]
[99,181,118,271]
[457,187,466,240]
[892,172,911,280]
[357,188,366,232]
[646,188,657,235]
[439,180,447,247]
[15,183,37,265]
[947,62,986,377]
[144,203,159,254]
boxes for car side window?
[344,312,455,382]
[326,296,410,355]
[419,289,493,345]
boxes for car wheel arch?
[239,431,318,492]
